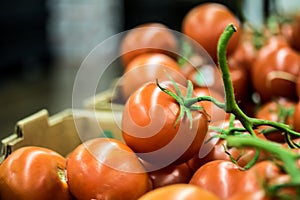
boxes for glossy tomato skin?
[182,3,241,63]
[120,52,186,100]
[122,81,209,166]
[255,97,296,143]
[0,146,72,200]
[120,23,178,67]
[66,138,152,200]
[137,184,220,200]
[251,41,300,102]
[189,160,246,199]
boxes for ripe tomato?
[182,3,241,63]
[137,184,220,200]
[120,52,186,100]
[146,163,193,189]
[189,160,246,199]
[122,80,209,167]
[66,138,152,200]
[0,146,72,200]
[255,97,296,143]
[120,23,178,67]
[251,40,300,102]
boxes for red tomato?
[182,3,241,63]
[122,81,209,167]
[251,40,300,102]
[146,163,193,189]
[66,138,152,200]
[120,23,178,67]
[137,184,220,200]
[0,146,72,200]
[120,52,186,100]
[189,160,246,199]
[255,97,296,143]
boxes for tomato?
[193,87,229,123]
[182,3,241,63]
[120,23,178,67]
[137,184,220,200]
[189,160,246,199]
[0,146,72,200]
[66,138,152,200]
[255,97,296,143]
[146,163,193,189]
[251,40,300,102]
[187,120,269,172]
[122,80,209,167]
[120,52,186,100]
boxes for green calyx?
[156,78,206,129]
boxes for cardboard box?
[0,108,123,163]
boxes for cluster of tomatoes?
[2,2,300,200]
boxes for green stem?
[217,24,237,112]
[226,136,300,184]
[217,24,257,137]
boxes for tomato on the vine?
[0,146,72,200]
[122,80,209,166]
[182,3,241,63]
[66,138,152,200]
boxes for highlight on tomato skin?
[66,138,152,200]
[0,146,73,200]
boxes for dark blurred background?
[0,0,298,140]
